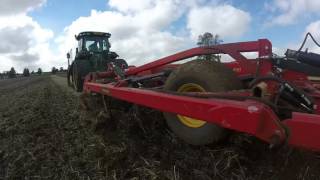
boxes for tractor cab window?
[83,36,110,52]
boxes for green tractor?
[67,31,128,92]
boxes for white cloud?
[0,26,32,54]
[0,0,55,72]
[58,0,251,66]
[108,0,206,14]
[108,0,154,13]
[112,31,187,65]
[272,47,287,56]
[187,5,251,40]
[266,0,320,26]
[301,21,320,53]
[0,0,45,16]
[0,15,55,72]
[0,15,53,46]
[305,21,320,39]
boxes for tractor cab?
[75,31,111,54]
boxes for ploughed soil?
[0,75,320,179]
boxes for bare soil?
[0,75,319,179]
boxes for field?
[0,75,320,179]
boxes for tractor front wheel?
[67,64,73,87]
[72,60,90,92]
[72,62,83,92]
[163,60,242,145]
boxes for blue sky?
[30,0,108,33]
[1,0,320,72]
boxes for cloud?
[10,53,39,62]
[0,0,55,72]
[301,21,320,53]
[57,0,251,66]
[108,0,154,13]
[266,0,320,26]
[112,31,187,65]
[187,5,251,40]
[9,53,40,71]
[0,26,33,54]
[0,0,46,15]
[304,21,320,39]
[0,14,54,72]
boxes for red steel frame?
[83,39,320,151]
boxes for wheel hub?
[177,83,206,128]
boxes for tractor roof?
[75,31,111,40]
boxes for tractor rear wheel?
[163,60,242,145]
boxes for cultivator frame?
[82,39,320,151]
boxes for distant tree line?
[0,67,43,79]
[51,67,66,74]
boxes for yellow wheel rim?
[177,83,206,128]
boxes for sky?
[1,0,320,72]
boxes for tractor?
[67,31,128,92]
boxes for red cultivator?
[81,37,320,151]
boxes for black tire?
[72,60,90,92]
[67,64,73,87]
[72,62,82,92]
[163,60,242,145]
